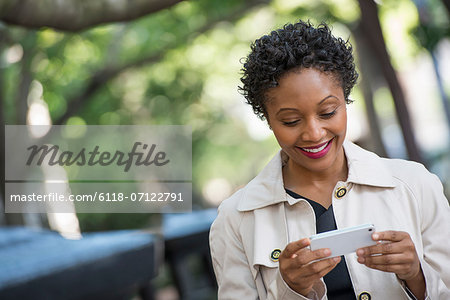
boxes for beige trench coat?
[210,141,450,299]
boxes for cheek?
[272,127,296,147]
[335,109,348,133]
[342,112,348,131]
[339,116,347,133]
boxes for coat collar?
[237,140,396,212]
[344,141,397,188]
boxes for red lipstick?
[297,138,333,159]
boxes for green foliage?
[2,0,449,230]
[410,0,450,52]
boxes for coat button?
[335,186,347,198]
[358,291,371,300]
[270,249,281,262]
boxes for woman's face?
[265,68,347,174]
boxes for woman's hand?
[356,231,420,280]
[356,231,425,299]
[279,238,340,296]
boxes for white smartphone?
[309,223,376,257]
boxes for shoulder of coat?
[379,157,436,188]
[216,187,248,222]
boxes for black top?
[286,189,355,300]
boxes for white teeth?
[301,141,328,153]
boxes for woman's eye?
[282,120,299,126]
[320,110,336,119]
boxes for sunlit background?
[1,0,449,299]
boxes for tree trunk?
[430,50,450,134]
[358,0,424,164]
[411,0,450,139]
[0,0,185,32]
[352,24,388,157]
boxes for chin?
[300,159,337,172]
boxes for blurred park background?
[1,0,450,299]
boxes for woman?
[209,20,450,299]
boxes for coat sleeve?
[209,196,260,300]
[413,167,450,298]
[209,194,326,300]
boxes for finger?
[301,256,341,278]
[295,247,332,265]
[362,262,410,275]
[372,231,408,242]
[282,246,333,275]
[281,257,340,291]
[357,253,410,265]
[357,240,403,257]
[300,264,338,284]
[282,238,310,259]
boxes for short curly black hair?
[239,20,358,120]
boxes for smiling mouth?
[296,138,334,159]
[300,139,332,152]
[300,140,330,153]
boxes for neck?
[283,147,348,190]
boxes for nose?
[300,118,326,143]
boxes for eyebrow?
[276,95,339,116]
[318,95,339,105]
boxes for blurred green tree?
[1,0,274,229]
[1,0,449,230]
